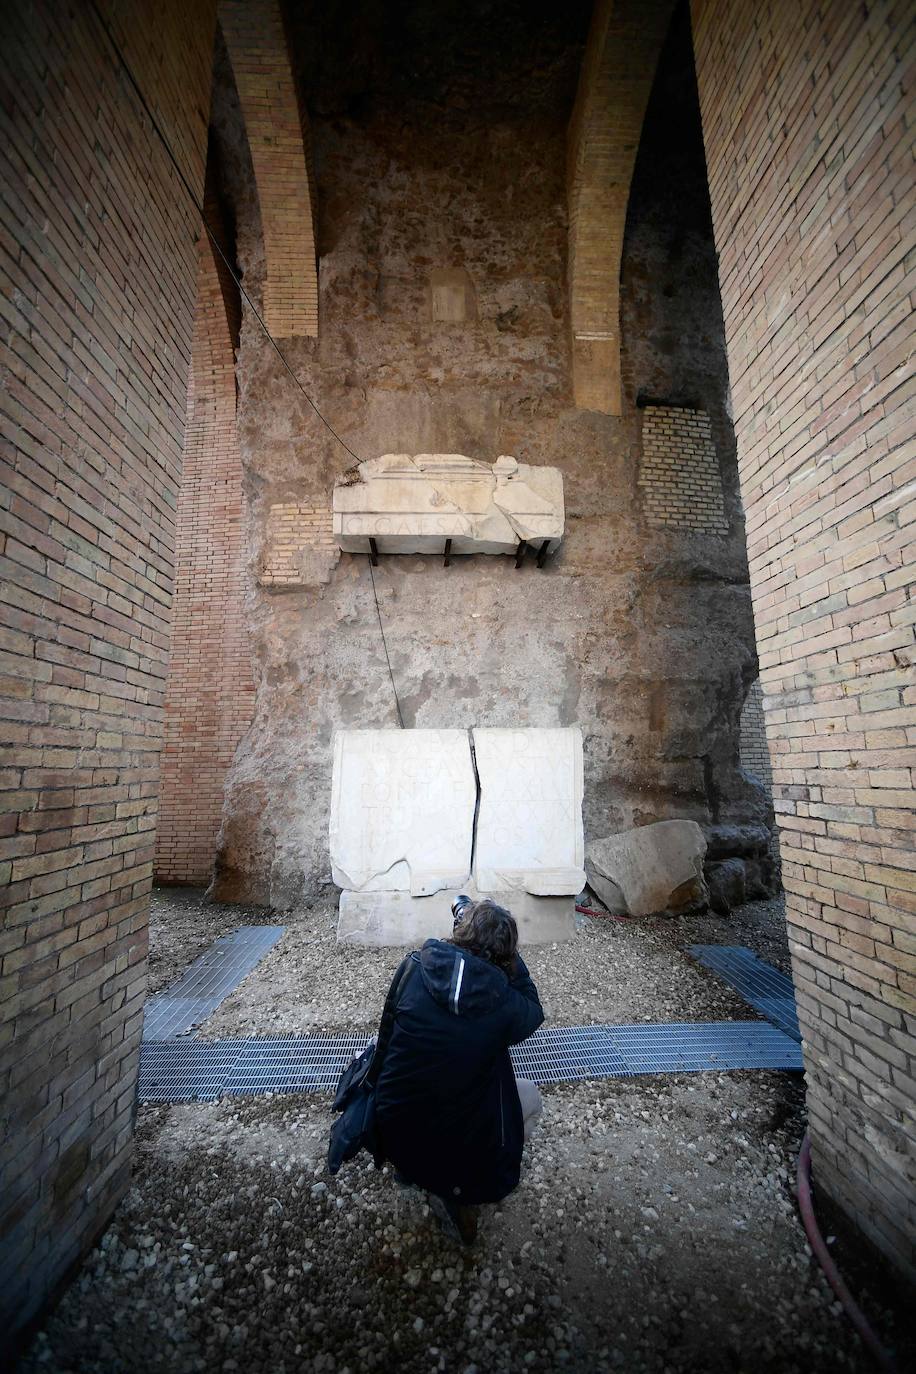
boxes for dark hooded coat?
[374,938,544,1205]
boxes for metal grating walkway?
[143,926,286,1041]
[689,945,801,1042]
[138,1020,802,1103]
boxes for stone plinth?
[338,887,576,946]
[333,453,564,556]
[330,728,475,895]
[473,727,585,895]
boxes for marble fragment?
[329,729,475,896]
[472,727,585,896]
[332,453,564,556]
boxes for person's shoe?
[449,1202,479,1245]
[426,1192,478,1244]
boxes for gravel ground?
[19,887,912,1374]
[196,893,790,1039]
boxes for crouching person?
[374,899,544,1244]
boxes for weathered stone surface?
[704,823,772,860]
[706,857,747,915]
[329,729,475,895]
[333,453,564,556]
[338,887,576,946]
[586,820,708,917]
[473,727,585,896]
[207,10,774,909]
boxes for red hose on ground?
[575,903,634,921]
[796,1133,897,1372]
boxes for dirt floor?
[19,888,912,1374]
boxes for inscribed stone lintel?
[333,454,565,556]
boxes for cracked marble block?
[330,729,475,897]
[333,453,564,556]
[472,727,586,896]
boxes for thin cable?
[368,560,405,729]
[86,0,361,465]
[88,0,406,720]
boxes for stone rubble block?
[585,819,708,917]
[329,728,475,896]
[472,726,585,896]
[333,452,564,556]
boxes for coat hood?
[419,939,510,1018]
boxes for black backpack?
[327,953,416,1175]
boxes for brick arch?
[220,0,318,338]
[156,157,255,884]
[567,0,676,414]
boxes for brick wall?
[638,405,729,534]
[155,171,255,886]
[0,0,215,1334]
[220,0,318,338]
[692,0,915,1279]
[567,0,675,414]
[259,502,336,588]
[739,679,774,795]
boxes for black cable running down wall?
[86,0,405,728]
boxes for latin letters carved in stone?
[330,727,583,945]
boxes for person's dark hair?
[451,899,518,974]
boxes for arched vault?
[567,0,676,413]
[220,0,319,338]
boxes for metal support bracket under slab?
[368,537,379,567]
[443,538,452,567]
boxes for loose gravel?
[19,888,911,1374]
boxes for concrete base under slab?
[336,887,577,946]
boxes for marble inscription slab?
[329,729,475,896]
[472,727,585,895]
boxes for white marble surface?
[329,728,475,896]
[472,727,585,895]
[337,887,576,946]
[333,453,564,555]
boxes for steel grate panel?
[229,1036,372,1094]
[511,1025,632,1082]
[689,946,801,1041]
[607,1022,802,1073]
[142,926,286,1041]
[138,1041,246,1102]
[138,1020,801,1103]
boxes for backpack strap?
[366,952,416,1087]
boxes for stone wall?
[208,0,767,907]
[693,0,916,1280]
[0,0,215,1335]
